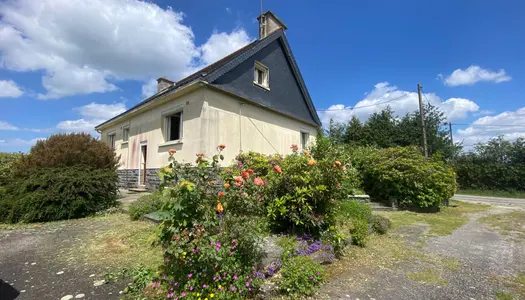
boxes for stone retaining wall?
[117,169,161,190]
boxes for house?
[95,11,321,189]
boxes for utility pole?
[448,122,453,145]
[417,84,428,157]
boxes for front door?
[140,144,147,185]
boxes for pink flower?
[202,284,207,288]
[188,274,192,278]
[231,286,236,291]
[181,292,186,297]
[245,282,250,287]
[234,275,238,280]
[253,177,264,187]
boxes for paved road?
[453,194,525,208]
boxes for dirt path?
[319,206,525,300]
[0,216,145,300]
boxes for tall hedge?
[350,146,457,208]
[0,133,120,223]
[0,152,21,187]
[1,167,118,223]
[12,133,119,177]
[454,137,525,191]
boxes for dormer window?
[254,61,269,89]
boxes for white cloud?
[0,137,45,148]
[0,0,253,99]
[0,121,18,130]
[0,80,23,97]
[141,78,158,98]
[439,65,511,86]
[199,29,253,66]
[57,102,126,133]
[456,107,525,147]
[473,109,495,117]
[74,102,126,120]
[319,82,479,126]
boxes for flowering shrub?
[154,146,266,299]
[265,147,359,236]
[279,255,324,296]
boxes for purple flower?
[181,292,186,297]
[174,282,178,286]
[189,286,193,291]
[245,282,250,287]
[309,276,314,280]
[188,274,192,278]
[213,276,217,281]
[210,241,216,245]
[231,286,235,291]
[202,284,207,288]
[239,290,243,294]
[234,275,238,280]
[218,232,222,236]
[232,239,237,243]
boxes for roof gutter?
[95,80,206,131]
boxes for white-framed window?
[165,111,183,142]
[107,132,116,150]
[253,61,269,89]
[122,126,130,142]
[300,132,309,150]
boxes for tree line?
[325,105,525,192]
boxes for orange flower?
[168,149,176,155]
[218,144,226,150]
[234,176,244,183]
[247,169,254,174]
[337,183,341,189]
[254,177,264,187]
[290,144,299,152]
[273,165,282,173]
[307,159,316,166]
[340,166,346,171]
[224,183,230,189]
[303,150,311,157]
[218,191,224,197]
[217,202,224,213]
[197,152,205,157]
[241,171,250,179]
[334,161,342,167]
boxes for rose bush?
[154,146,266,299]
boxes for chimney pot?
[156,77,175,93]
[257,11,287,39]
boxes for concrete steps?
[367,201,397,212]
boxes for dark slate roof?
[96,29,320,129]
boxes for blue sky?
[1,0,524,152]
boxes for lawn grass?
[457,189,525,199]
[406,268,448,286]
[495,291,515,300]
[501,273,525,298]
[62,213,162,272]
[479,211,525,240]
[378,200,490,236]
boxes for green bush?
[0,166,118,223]
[12,133,119,177]
[0,152,20,187]
[128,192,163,220]
[454,137,525,192]
[339,200,372,222]
[351,219,369,247]
[279,255,324,296]
[265,146,360,236]
[369,215,391,235]
[355,146,456,209]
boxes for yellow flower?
[210,294,215,298]
[196,293,200,296]
[218,285,222,289]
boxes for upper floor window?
[254,61,269,89]
[107,132,116,150]
[122,126,130,142]
[166,111,183,142]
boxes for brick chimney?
[157,76,175,93]
[257,11,287,39]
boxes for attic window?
[254,61,269,89]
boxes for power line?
[448,123,525,128]
[315,94,409,112]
